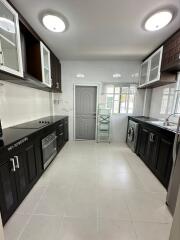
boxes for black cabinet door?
[57,132,64,152]
[0,160,18,224]
[25,144,38,188]
[14,152,29,201]
[64,118,69,142]
[51,52,61,92]
[146,132,159,171]
[155,137,173,188]
[137,127,149,162]
[15,144,38,202]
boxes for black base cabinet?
[56,117,69,152]
[0,116,68,225]
[155,137,173,188]
[0,141,39,224]
[134,118,175,190]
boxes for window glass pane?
[175,93,180,113]
[120,94,128,113]
[160,87,175,114]
[128,94,135,113]
[121,87,128,94]
[113,101,119,114]
[129,86,136,94]
[106,86,114,94]
[106,94,113,109]
[115,87,120,94]
[103,84,136,115]
[114,94,119,101]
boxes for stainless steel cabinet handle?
[10,158,16,172]
[149,133,155,142]
[0,52,3,66]
[1,50,4,65]
[14,156,20,169]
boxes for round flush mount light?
[144,10,173,31]
[0,17,15,33]
[42,13,67,32]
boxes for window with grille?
[174,76,180,114]
[103,84,137,114]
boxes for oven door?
[42,132,57,169]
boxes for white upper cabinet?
[40,42,52,87]
[139,46,163,88]
[139,60,149,86]
[0,0,23,77]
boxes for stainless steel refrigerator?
[166,117,180,215]
[169,186,180,240]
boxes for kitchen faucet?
[164,113,180,126]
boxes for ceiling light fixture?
[0,17,15,33]
[144,10,173,31]
[113,73,121,78]
[42,14,66,32]
[76,73,85,78]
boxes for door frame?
[73,83,99,141]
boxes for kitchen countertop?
[0,115,68,150]
[129,116,178,133]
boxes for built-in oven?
[42,132,57,169]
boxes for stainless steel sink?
[147,120,178,131]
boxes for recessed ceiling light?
[144,10,173,31]
[0,17,15,33]
[76,73,85,78]
[42,14,66,32]
[113,73,121,78]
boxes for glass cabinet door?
[0,0,23,76]
[40,42,52,87]
[139,61,149,86]
[149,47,163,82]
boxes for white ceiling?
[11,0,180,61]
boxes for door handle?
[14,156,20,169]
[10,158,16,172]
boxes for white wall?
[149,82,177,119]
[0,81,52,128]
[53,60,143,142]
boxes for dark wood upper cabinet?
[161,29,180,72]
[0,0,62,92]
[51,52,62,93]
[20,21,42,82]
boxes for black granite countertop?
[0,115,68,150]
[129,116,177,134]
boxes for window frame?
[103,84,137,115]
[173,76,180,114]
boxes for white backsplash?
[149,82,177,120]
[0,81,52,129]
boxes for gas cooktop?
[12,120,50,129]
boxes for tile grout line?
[17,185,48,240]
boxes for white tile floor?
[4,141,172,240]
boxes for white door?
[75,86,97,140]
